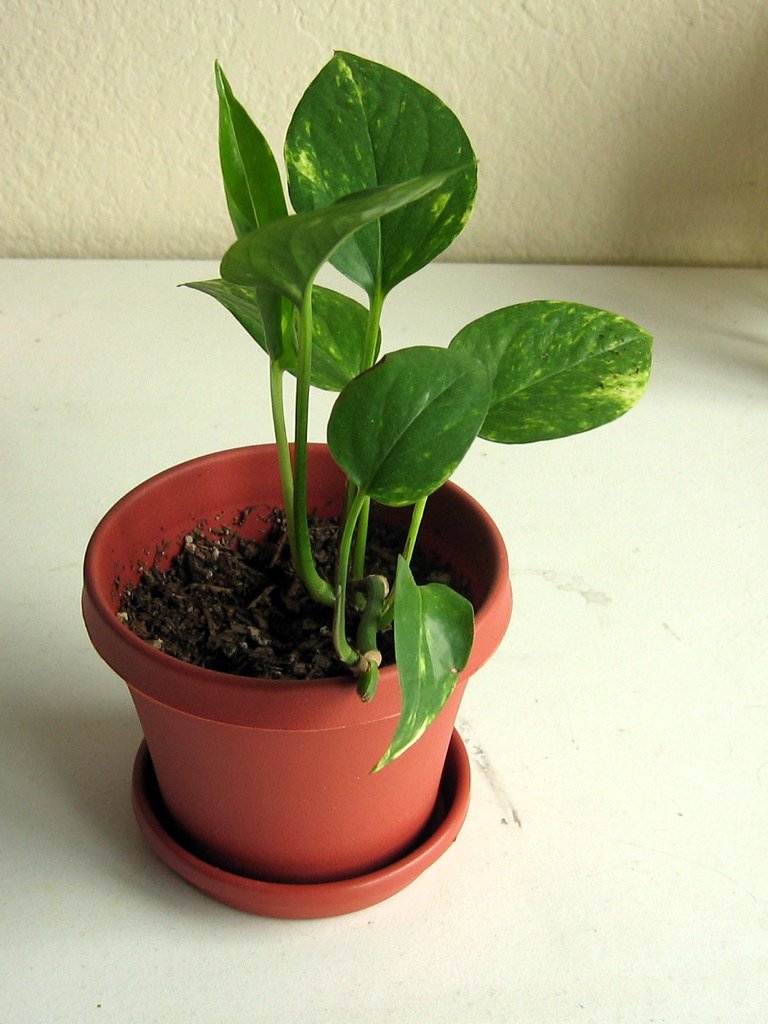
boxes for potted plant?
[82,52,652,919]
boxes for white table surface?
[2,259,767,1023]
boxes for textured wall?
[2,0,767,264]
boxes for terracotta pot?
[82,444,511,914]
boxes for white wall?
[2,0,767,265]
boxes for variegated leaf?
[220,169,459,306]
[373,557,474,771]
[449,301,653,443]
[285,51,477,297]
[327,345,490,506]
[182,279,375,391]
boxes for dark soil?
[118,509,455,680]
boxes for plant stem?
[355,574,388,702]
[293,288,334,606]
[351,496,370,582]
[268,361,296,556]
[356,662,379,702]
[363,285,385,369]
[378,495,428,629]
[349,286,385,584]
[356,574,388,657]
[332,489,367,667]
[402,495,428,566]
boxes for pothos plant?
[184,52,652,771]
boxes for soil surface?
[118,510,454,679]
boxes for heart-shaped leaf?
[285,51,477,298]
[182,279,375,390]
[449,301,653,443]
[373,556,474,771]
[327,346,490,506]
[220,169,460,306]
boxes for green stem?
[348,286,385,586]
[268,361,296,556]
[332,489,367,667]
[356,574,388,659]
[356,662,379,702]
[402,495,428,565]
[379,495,428,629]
[362,285,385,370]
[351,496,371,584]
[355,574,388,702]
[293,288,334,606]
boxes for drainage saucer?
[131,729,471,919]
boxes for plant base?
[131,729,471,919]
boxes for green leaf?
[220,169,460,307]
[216,61,287,237]
[327,346,490,506]
[449,301,653,443]
[309,286,378,391]
[182,278,287,364]
[285,51,477,297]
[182,279,374,390]
[374,557,474,771]
[215,62,289,357]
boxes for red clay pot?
[82,445,511,913]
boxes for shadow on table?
[8,696,138,841]
[4,694,191,904]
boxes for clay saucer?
[131,729,471,919]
